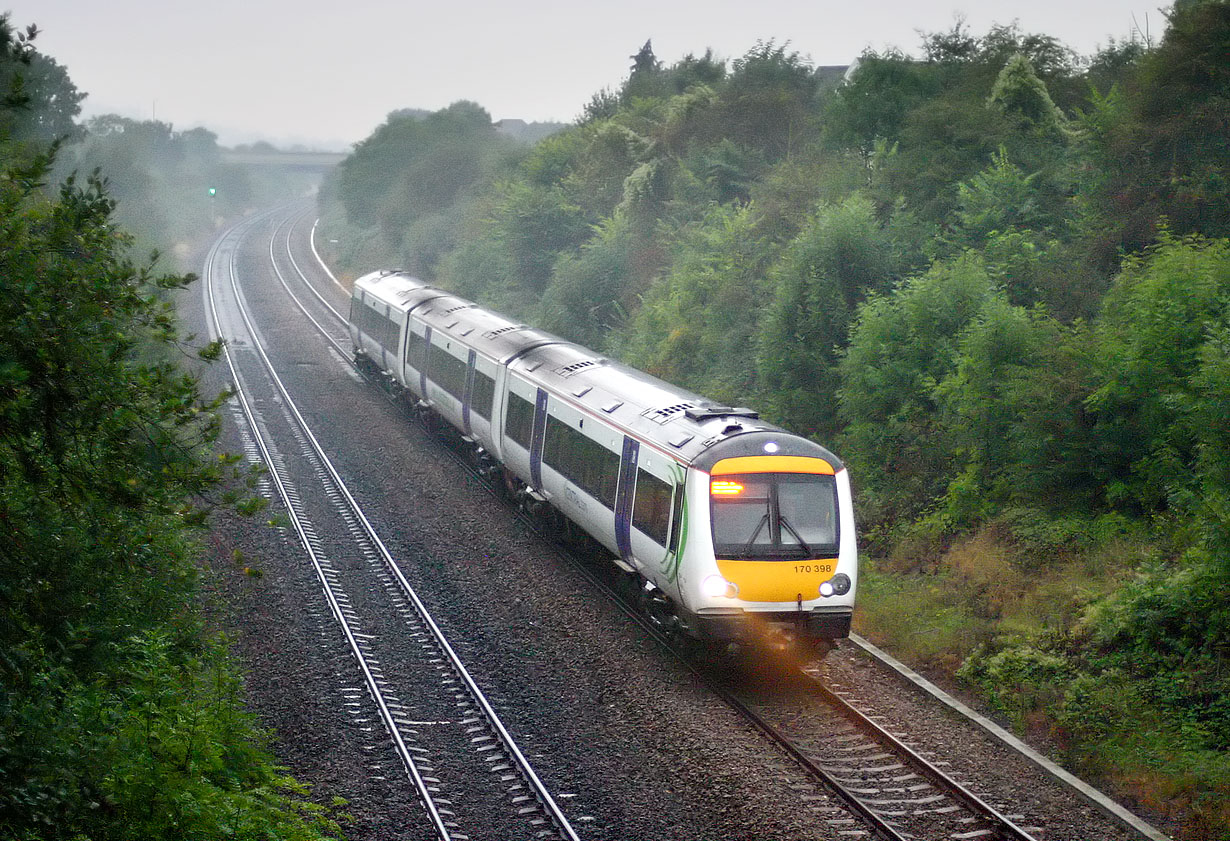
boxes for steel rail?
[804,671,1039,841]
[204,215,456,840]
[235,208,581,841]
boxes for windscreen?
[711,473,838,560]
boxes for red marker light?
[711,480,745,496]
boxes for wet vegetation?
[0,18,342,840]
[318,3,1230,835]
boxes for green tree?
[617,202,774,402]
[710,41,820,162]
[987,53,1066,135]
[1087,232,1230,515]
[838,254,998,525]
[59,116,262,258]
[0,19,82,147]
[537,213,640,349]
[326,101,518,276]
[621,39,665,102]
[1077,0,1230,264]
[932,298,1058,522]
[0,19,340,837]
[758,195,897,439]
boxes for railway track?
[714,665,1042,841]
[203,209,580,841]
[215,203,1162,841]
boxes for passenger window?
[472,370,495,420]
[427,343,467,400]
[632,468,672,546]
[505,392,534,448]
[542,417,619,509]
[406,329,426,370]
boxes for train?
[348,269,857,653]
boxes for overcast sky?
[9,0,1157,150]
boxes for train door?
[613,437,639,565]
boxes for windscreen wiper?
[742,513,770,555]
[778,516,812,556]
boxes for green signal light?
[208,187,217,196]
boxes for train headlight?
[702,575,738,598]
[819,573,852,597]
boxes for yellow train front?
[669,429,857,652]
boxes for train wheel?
[500,468,520,500]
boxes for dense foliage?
[54,116,321,267]
[317,101,526,281]
[0,17,341,840]
[319,4,1229,834]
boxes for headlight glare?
[702,574,737,598]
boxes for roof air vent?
[555,359,604,377]
[645,402,695,424]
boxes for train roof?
[352,270,839,467]
[509,342,795,465]
[414,293,566,364]
[352,270,447,314]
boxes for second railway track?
[204,209,579,841]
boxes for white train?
[349,270,857,651]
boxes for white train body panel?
[349,270,858,644]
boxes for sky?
[9,0,1157,150]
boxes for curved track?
[203,207,579,841]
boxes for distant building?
[814,63,855,89]
[495,118,566,143]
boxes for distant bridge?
[221,150,347,171]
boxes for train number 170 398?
[795,563,834,575]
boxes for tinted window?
[405,329,427,370]
[472,370,495,420]
[363,303,398,351]
[632,468,673,546]
[542,417,619,509]
[711,473,838,559]
[505,391,534,448]
[427,342,467,400]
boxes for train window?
[405,329,426,370]
[711,473,838,560]
[632,469,672,546]
[505,391,534,448]
[543,417,619,509]
[472,369,495,420]
[427,342,467,400]
[365,304,397,351]
[366,306,386,347]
